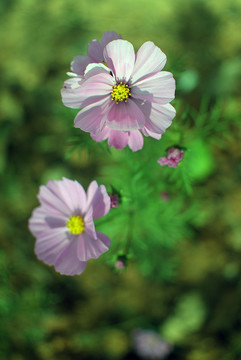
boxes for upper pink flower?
[28,178,111,276]
[62,39,176,135]
[71,31,122,77]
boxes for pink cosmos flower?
[28,178,111,276]
[158,147,184,168]
[62,39,176,136]
[90,125,162,151]
[70,31,122,77]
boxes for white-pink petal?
[29,206,67,237]
[55,239,87,275]
[61,78,84,109]
[46,178,87,215]
[104,40,135,82]
[74,97,110,134]
[77,231,110,261]
[131,71,175,105]
[142,127,162,140]
[108,130,129,149]
[107,99,146,131]
[35,228,70,266]
[91,125,110,142]
[86,181,110,219]
[38,183,71,217]
[84,207,97,240]
[84,62,112,79]
[144,103,176,134]
[128,130,144,151]
[131,41,167,84]
[74,72,113,108]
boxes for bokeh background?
[1,0,241,359]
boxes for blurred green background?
[1,0,241,359]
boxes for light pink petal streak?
[107,99,146,130]
[104,40,135,82]
[55,239,87,275]
[77,231,110,261]
[131,42,167,83]
[131,71,175,105]
[86,181,110,219]
[128,130,144,151]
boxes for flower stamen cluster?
[66,215,85,234]
[111,82,130,104]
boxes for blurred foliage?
[1,0,241,359]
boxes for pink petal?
[85,181,110,219]
[101,31,122,48]
[107,98,146,130]
[128,130,144,151]
[71,55,94,76]
[55,239,87,275]
[131,71,175,105]
[35,228,70,266]
[74,97,111,134]
[108,130,129,149]
[131,42,167,83]
[91,125,110,142]
[46,178,87,215]
[88,39,103,62]
[103,40,135,82]
[77,231,110,261]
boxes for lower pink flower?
[28,178,111,276]
[158,147,184,168]
[91,125,162,151]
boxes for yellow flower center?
[66,215,85,235]
[111,82,130,104]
